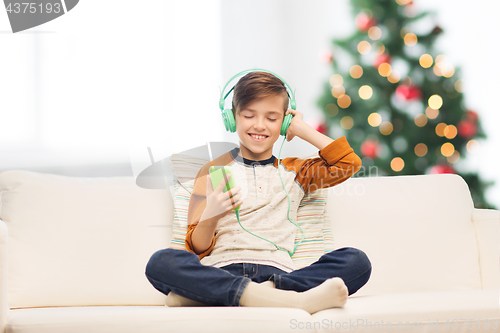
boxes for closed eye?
[244,116,277,121]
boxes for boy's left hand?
[284,109,306,142]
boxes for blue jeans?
[145,247,371,306]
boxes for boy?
[145,71,371,314]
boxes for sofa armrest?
[0,219,8,333]
[472,209,500,289]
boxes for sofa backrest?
[0,170,173,308]
[326,174,483,297]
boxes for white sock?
[166,292,207,307]
[239,277,347,314]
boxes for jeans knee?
[145,248,183,280]
[337,247,371,276]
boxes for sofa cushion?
[326,174,482,296]
[6,306,315,333]
[312,289,500,333]
[0,170,173,308]
[168,152,335,269]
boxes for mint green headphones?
[218,68,295,136]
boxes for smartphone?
[209,166,240,211]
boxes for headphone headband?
[219,69,296,111]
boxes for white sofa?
[0,170,498,333]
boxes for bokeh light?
[359,85,373,99]
[428,95,443,109]
[455,79,463,92]
[444,125,457,139]
[441,142,455,157]
[368,112,382,127]
[425,107,439,119]
[396,0,412,5]
[435,123,447,136]
[329,74,343,87]
[404,33,418,46]
[388,70,401,83]
[340,116,354,130]
[368,26,382,40]
[419,54,433,68]
[378,63,392,77]
[380,121,394,135]
[331,85,346,98]
[391,157,405,172]
[414,143,428,157]
[358,41,371,54]
[414,114,428,127]
[467,139,479,152]
[337,94,352,108]
[350,65,363,79]
[374,42,385,55]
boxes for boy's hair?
[231,71,289,119]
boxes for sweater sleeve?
[184,163,216,260]
[284,136,362,194]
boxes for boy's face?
[235,94,287,161]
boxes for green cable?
[234,137,305,257]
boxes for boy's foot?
[239,277,348,314]
[166,292,207,307]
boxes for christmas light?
[414,143,428,157]
[435,55,447,66]
[331,85,346,98]
[350,65,363,79]
[359,85,373,99]
[337,94,352,108]
[390,157,404,172]
[466,140,479,152]
[455,79,463,92]
[340,116,354,129]
[379,121,393,135]
[396,0,412,5]
[325,103,339,117]
[329,74,343,87]
[419,54,433,68]
[358,41,371,54]
[368,26,382,40]
[425,107,439,119]
[428,95,443,109]
[441,142,455,157]
[414,114,428,127]
[404,33,418,46]
[368,112,382,127]
[444,125,457,139]
[378,63,392,77]
[435,123,447,137]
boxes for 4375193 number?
[6,2,62,14]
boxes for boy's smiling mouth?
[248,133,269,142]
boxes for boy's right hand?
[202,174,243,221]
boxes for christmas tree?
[317,0,495,209]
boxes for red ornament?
[429,164,456,174]
[374,53,391,68]
[457,120,477,138]
[356,13,377,31]
[314,121,328,135]
[395,84,422,100]
[360,140,380,159]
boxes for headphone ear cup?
[281,113,293,136]
[222,109,236,133]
